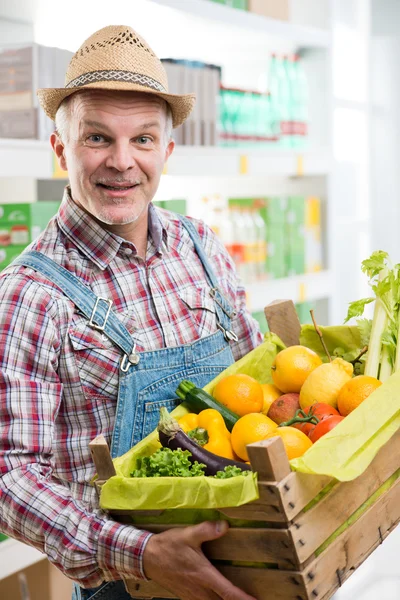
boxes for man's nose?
[105,142,135,171]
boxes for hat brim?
[37,80,196,128]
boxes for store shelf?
[0,139,53,179]
[150,0,331,49]
[165,146,331,177]
[245,270,333,312]
[0,538,45,580]
[0,140,331,180]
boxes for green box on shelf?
[285,224,305,276]
[0,245,27,270]
[153,199,187,215]
[251,310,269,334]
[296,301,314,325]
[286,196,306,225]
[0,201,60,246]
[266,223,286,279]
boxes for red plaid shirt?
[0,188,262,587]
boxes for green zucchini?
[175,380,239,431]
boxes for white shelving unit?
[0,538,45,580]
[165,146,332,178]
[0,140,331,180]
[245,270,334,313]
[0,138,53,179]
[150,0,331,48]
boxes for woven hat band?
[66,70,166,93]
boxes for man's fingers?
[182,520,229,546]
[203,563,258,600]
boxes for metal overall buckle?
[89,297,113,331]
[217,321,239,343]
[120,345,140,372]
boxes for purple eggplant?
[157,407,251,476]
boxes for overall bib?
[13,216,238,600]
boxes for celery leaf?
[344,297,375,323]
[357,318,372,347]
[361,251,388,278]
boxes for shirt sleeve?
[0,274,151,588]
[190,218,264,360]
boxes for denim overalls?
[13,216,238,600]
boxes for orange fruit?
[263,426,312,460]
[213,374,263,417]
[231,413,278,461]
[337,375,382,416]
[260,383,282,414]
[271,346,322,393]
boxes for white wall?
[370,0,400,263]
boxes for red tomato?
[308,415,345,443]
[307,403,340,420]
[292,421,315,436]
[293,403,339,436]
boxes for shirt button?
[124,247,133,256]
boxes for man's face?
[52,90,174,233]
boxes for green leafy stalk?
[364,272,389,378]
[395,321,400,372]
[346,252,400,380]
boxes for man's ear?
[50,132,68,172]
[164,137,175,163]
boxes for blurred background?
[0,0,399,598]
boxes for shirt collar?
[57,187,168,269]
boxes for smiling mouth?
[97,183,139,191]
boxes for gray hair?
[54,92,173,146]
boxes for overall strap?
[179,215,238,342]
[11,251,140,371]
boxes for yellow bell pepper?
[178,409,234,460]
[178,413,199,433]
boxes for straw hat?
[37,25,196,128]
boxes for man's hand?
[142,520,258,600]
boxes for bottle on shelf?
[293,54,309,148]
[267,53,282,144]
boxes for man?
[0,25,262,600]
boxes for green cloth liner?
[100,326,400,514]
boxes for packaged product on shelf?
[0,44,73,140]
[210,0,248,8]
[0,245,27,270]
[162,58,221,146]
[291,54,309,148]
[152,199,187,215]
[260,196,287,279]
[295,301,315,325]
[0,201,60,247]
[305,196,323,273]
[248,0,289,20]
[285,196,306,276]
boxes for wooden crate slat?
[130,525,296,567]
[273,472,333,521]
[124,477,400,600]
[291,429,400,564]
[302,475,400,599]
[219,501,287,522]
[248,437,291,482]
[125,565,308,599]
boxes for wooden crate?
[89,301,400,599]
[90,428,400,600]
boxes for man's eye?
[88,134,106,143]
[137,136,151,144]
